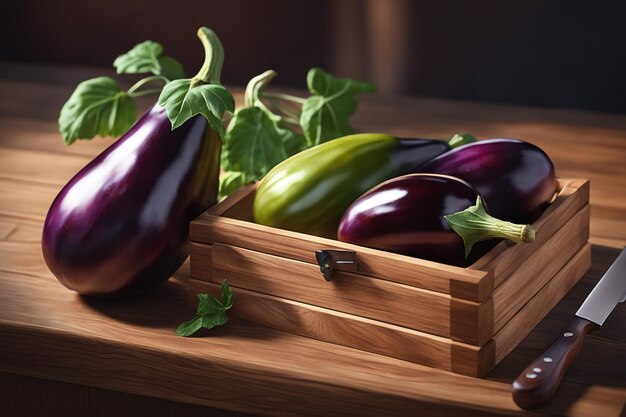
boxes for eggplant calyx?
[448,132,477,149]
[444,196,536,258]
[191,27,225,87]
[157,27,234,134]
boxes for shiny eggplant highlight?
[253,133,451,238]
[338,174,534,266]
[417,138,556,223]
[42,105,221,297]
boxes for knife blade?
[512,247,626,409]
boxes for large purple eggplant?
[417,139,556,223]
[42,27,232,298]
[42,106,221,297]
[338,174,535,266]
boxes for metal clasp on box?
[315,249,357,281]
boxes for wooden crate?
[188,178,590,377]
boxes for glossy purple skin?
[338,174,482,266]
[42,105,221,298]
[417,139,556,223]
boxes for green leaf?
[113,40,185,79]
[221,279,233,309]
[176,279,233,337]
[218,171,251,200]
[158,55,185,80]
[157,78,234,136]
[282,126,308,156]
[175,316,203,337]
[201,312,228,329]
[220,69,308,197]
[222,106,296,179]
[59,76,137,145]
[196,292,226,316]
[300,68,375,146]
[114,41,162,75]
[449,132,477,149]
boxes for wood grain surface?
[190,242,592,378]
[189,279,493,376]
[0,63,624,417]
[491,205,590,332]
[210,242,458,338]
[471,179,590,284]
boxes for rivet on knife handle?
[512,316,599,409]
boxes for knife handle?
[512,316,599,409]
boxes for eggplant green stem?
[244,70,278,108]
[280,116,301,126]
[127,75,169,94]
[275,104,301,120]
[444,197,535,258]
[128,88,164,98]
[263,92,306,104]
[191,27,225,88]
[449,132,477,149]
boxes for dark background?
[2,0,625,113]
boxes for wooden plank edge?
[208,242,462,340]
[190,279,492,377]
[470,179,589,285]
[200,183,257,217]
[451,297,494,347]
[190,215,492,302]
[493,243,592,363]
[492,204,590,332]
[0,321,495,417]
[193,241,492,345]
[189,242,212,280]
[206,243,494,346]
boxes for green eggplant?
[252,133,451,238]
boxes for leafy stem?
[263,92,307,104]
[280,116,302,126]
[59,38,186,144]
[127,75,170,95]
[59,77,137,145]
[128,88,165,98]
[262,92,306,124]
[244,70,278,108]
[444,197,535,257]
[191,27,224,87]
[275,104,301,120]
[176,279,233,337]
[157,27,234,133]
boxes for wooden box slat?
[190,204,587,346]
[492,243,592,363]
[189,242,591,377]
[189,178,591,375]
[191,215,492,301]
[492,204,589,332]
[471,178,590,287]
[188,279,495,377]
[208,241,485,342]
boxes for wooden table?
[0,63,624,417]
